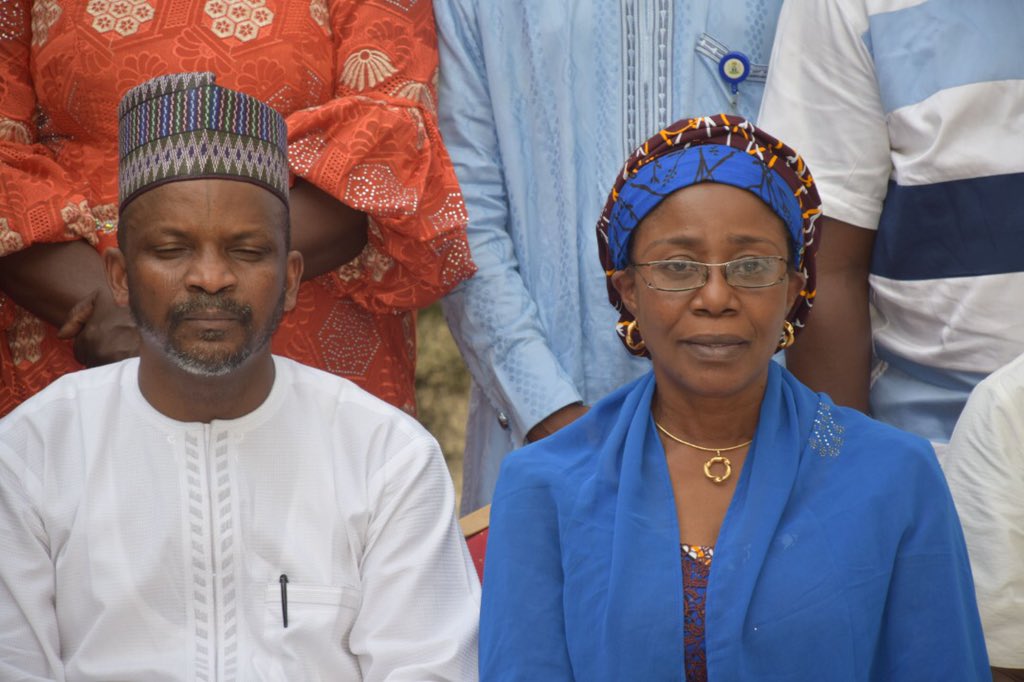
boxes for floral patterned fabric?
[0,0,474,415]
[681,543,713,682]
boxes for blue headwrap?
[604,144,805,270]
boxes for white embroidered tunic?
[0,357,479,681]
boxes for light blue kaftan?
[434,0,784,511]
[481,363,989,680]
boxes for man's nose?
[183,249,238,294]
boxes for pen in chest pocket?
[279,574,289,628]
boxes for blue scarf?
[481,364,988,680]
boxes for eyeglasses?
[631,256,789,292]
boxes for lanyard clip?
[719,50,751,112]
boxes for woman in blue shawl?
[479,115,989,681]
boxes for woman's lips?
[681,334,748,359]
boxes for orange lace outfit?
[0,0,474,416]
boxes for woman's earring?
[777,320,796,350]
[624,319,646,352]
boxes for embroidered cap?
[118,72,289,210]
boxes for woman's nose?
[691,264,737,314]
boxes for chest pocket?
[259,582,362,675]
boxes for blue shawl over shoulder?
[480,363,988,680]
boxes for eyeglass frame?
[629,255,791,292]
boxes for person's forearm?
[0,240,113,327]
[0,239,140,366]
[526,402,589,442]
[288,178,368,280]
[785,217,874,412]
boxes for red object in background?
[460,505,490,582]
[465,528,489,582]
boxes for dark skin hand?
[993,668,1024,682]
[0,178,367,366]
[0,239,140,366]
[526,402,589,442]
[785,216,874,412]
[289,178,368,280]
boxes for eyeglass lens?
[639,256,786,291]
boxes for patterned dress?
[682,543,713,682]
[0,0,473,416]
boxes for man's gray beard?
[151,325,251,377]
[131,291,285,377]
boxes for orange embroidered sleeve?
[0,0,98,257]
[284,0,475,314]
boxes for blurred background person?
[946,353,1024,682]
[758,0,1024,455]
[434,0,787,512]
[0,0,473,417]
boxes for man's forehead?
[123,178,287,232]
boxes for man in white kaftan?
[0,356,480,680]
[0,72,479,681]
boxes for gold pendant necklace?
[654,420,751,484]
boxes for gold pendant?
[703,455,732,484]
[653,419,748,485]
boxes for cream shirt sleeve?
[350,434,480,681]
[757,0,890,230]
[945,363,1024,668]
